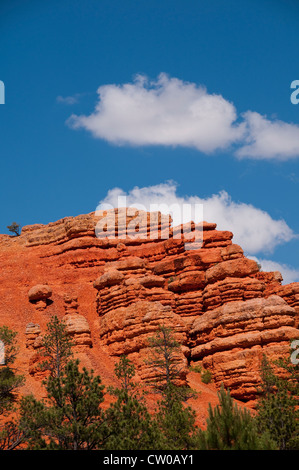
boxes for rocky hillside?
[0,208,298,418]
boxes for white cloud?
[249,256,299,285]
[97,181,295,255]
[68,73,245,153]
[67,73,299,160]
[236,111,299,160]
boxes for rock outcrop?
[0,207,298,409]
[62,294,92,348]
[190,295,298,400]
[98,300,188,385]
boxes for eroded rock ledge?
[0,208,298,403]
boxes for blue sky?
[0,0,299,282]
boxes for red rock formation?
[97,300,188,385]
[63,294,92,348]
[274,283,299,326]
[0,208,298,413]
[190,295,298,400]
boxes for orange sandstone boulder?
[28,284,52,302]
[205,258,260,284]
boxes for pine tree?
[112,354,136,397]
[146,325,199,450]
[0,326,25,449]
[146,325,193,400]
[0,326,24,415]
[197,384,276,450]
[18,394,47,449]
[255,354,299,450]
[39,314,74,379]
[19,319,108,450]
[0,420,25,450]
[146,325,183,391]
[7,222,20,236]
[45,359,108,450]
[20,359,109,450]
[155,383,199,450]
[0,325,19,367]
[275,341,299,399]
[104,355,163,450]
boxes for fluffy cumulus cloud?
[97,181,295,255]
[237,111,299,160]
[68,73,299,160]
[68,74,244,153]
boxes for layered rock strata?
[190,295,298,400]
[0,207,297,404]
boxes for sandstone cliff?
[0,208,298,416]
